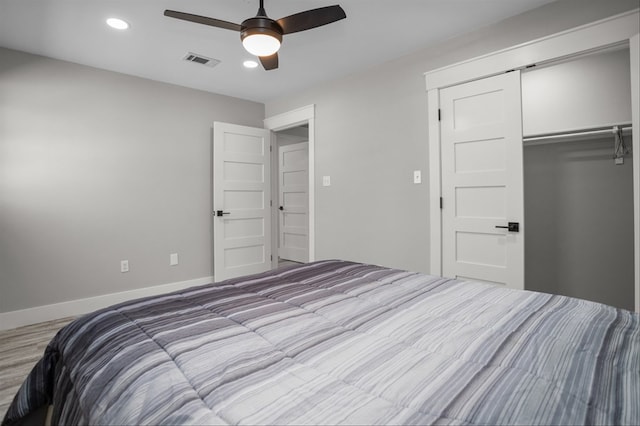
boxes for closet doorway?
[425,10,639,311]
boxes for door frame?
[264,104,316,267]
[425,9,640,311]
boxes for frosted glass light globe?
[242,34,280,56]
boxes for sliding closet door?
[440,71,524,289]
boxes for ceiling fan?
[164,1,346,71]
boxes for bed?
[3,260,639,425]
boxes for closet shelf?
[523,124,632,146]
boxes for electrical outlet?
[322,176,331,186]
[170,253,179,266]
[120,260,129,273]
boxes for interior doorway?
[264,104,316,270]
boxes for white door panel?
[213,122,271,281]
[278,142,309,263]
[441,71,524,290]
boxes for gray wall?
[522,48,632,135]
[265,0,639,274]
[2,0,638,313]
[524,139,634,310]
[0,47,264,312]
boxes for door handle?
[495,222,519,232]
[215,210,230,217]
[279,206,284,211]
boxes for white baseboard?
[0,276,214,331]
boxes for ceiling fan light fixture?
[241,30,282,57]
[164,1,347,70]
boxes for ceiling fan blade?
[276,5,346,35]
[164,10,241,32]
[259,53,279,71]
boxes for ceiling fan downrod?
[257,0,267,17]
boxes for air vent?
[182,52,220,68]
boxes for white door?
[440,71,524,289]
[213,122,271,282]
[278,142,309,263]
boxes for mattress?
[3,260,639,425]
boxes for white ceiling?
[0,0,556,103]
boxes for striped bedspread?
[3,260,639,425]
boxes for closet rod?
[523,124,632,145]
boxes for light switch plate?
[170,253,179,266]
[120,260,129,273]
[322,176,331,186]
[413,170,422,184]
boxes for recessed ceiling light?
[243,60,259,69]
[106,18,129,30]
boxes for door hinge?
[270,200,272,207]
[270,255,273,261]
[438,109,441,121]
[270,145,272,152]
[440,197,443,209]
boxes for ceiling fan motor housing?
[240,17,283,44]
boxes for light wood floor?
[0,317,75,420]
[278,259,302,268]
